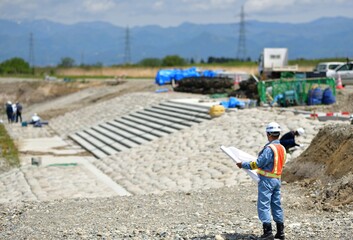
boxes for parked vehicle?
[327,62,353,86]
[258,48,298,79]
[313,62,344,73]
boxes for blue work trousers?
[257,177,283,224]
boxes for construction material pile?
[283,124,353,207]
[229,77,259,99]
[173,76,234,94]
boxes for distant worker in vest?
[236,122,286,240]
[280,128,305,152]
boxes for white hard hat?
[297,127,305,136]
[266,122,281,133]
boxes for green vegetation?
[138,58,162,67]
[289,58,349,66]
[58,57,76,68]
[161,55,187,67]
[0,56,349,78]
[0,124,20,167]
[0,57,31,74]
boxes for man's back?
[280,131,295,141]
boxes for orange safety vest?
[257,144,286,178]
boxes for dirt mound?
[283,124,353,206]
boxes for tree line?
[0,55,254,74]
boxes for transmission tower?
[236,5,247,61]
[124,26,131,64]
[29,32,35,70]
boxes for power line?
[237,5,247,61]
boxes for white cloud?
[153,0,165,10]
[0,0,352,26]
[82,0,117,13]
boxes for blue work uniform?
[242,139,286,224]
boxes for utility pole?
[81,51,85,66]
[237,5,247,61]
[29,32,35,73]
[124,26,131,64]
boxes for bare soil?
[0,78,159,120]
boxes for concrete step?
[84,129,122,153]
[160,101,210,114]
[69,134,107,159]
[109,120,158,141]
[151,104,211,120]
[91,126,130,151]
[69,99,215,159]
[105,122,150,145]
[144,107,204,123]
[76,131,118,156]
[130,112,189,130]
[122,115,178,134]
[116,118,169,137]
[99,123,141,147]
[136,110,196,126]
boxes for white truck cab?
[258,48,298,79]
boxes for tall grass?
[0,124,20,167]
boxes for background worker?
[236,122,286,240]
[15,102,23,123]
[280,127,305,152]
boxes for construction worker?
[236,122,286,240]
[280,128,305,152]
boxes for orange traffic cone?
[233,75,240,89]
[235,75,241,85]
[336,74,344,89]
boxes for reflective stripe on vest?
[257,143,286,178]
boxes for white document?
[220,145,260,183]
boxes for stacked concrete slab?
[69,100,212,159]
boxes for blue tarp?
[155,67,219,86]
[220,97,246,109]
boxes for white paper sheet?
[220,145,260,183]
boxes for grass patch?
[0,124,20,167]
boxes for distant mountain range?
[0,17,353,66]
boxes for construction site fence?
[257,78,336,105]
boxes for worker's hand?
[236,162,242,168]
[299,144,305,148]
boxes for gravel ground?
[1,183,352,240]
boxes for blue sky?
[0,0,352,27]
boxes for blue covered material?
[308,88,323,105]
[155,67,219,86]
[322,88,336,105]
[155,69,175,86]
[220,97,245,109]
[174,67,200,81]
[202,70,217,77]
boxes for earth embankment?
[283,124,353,206]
